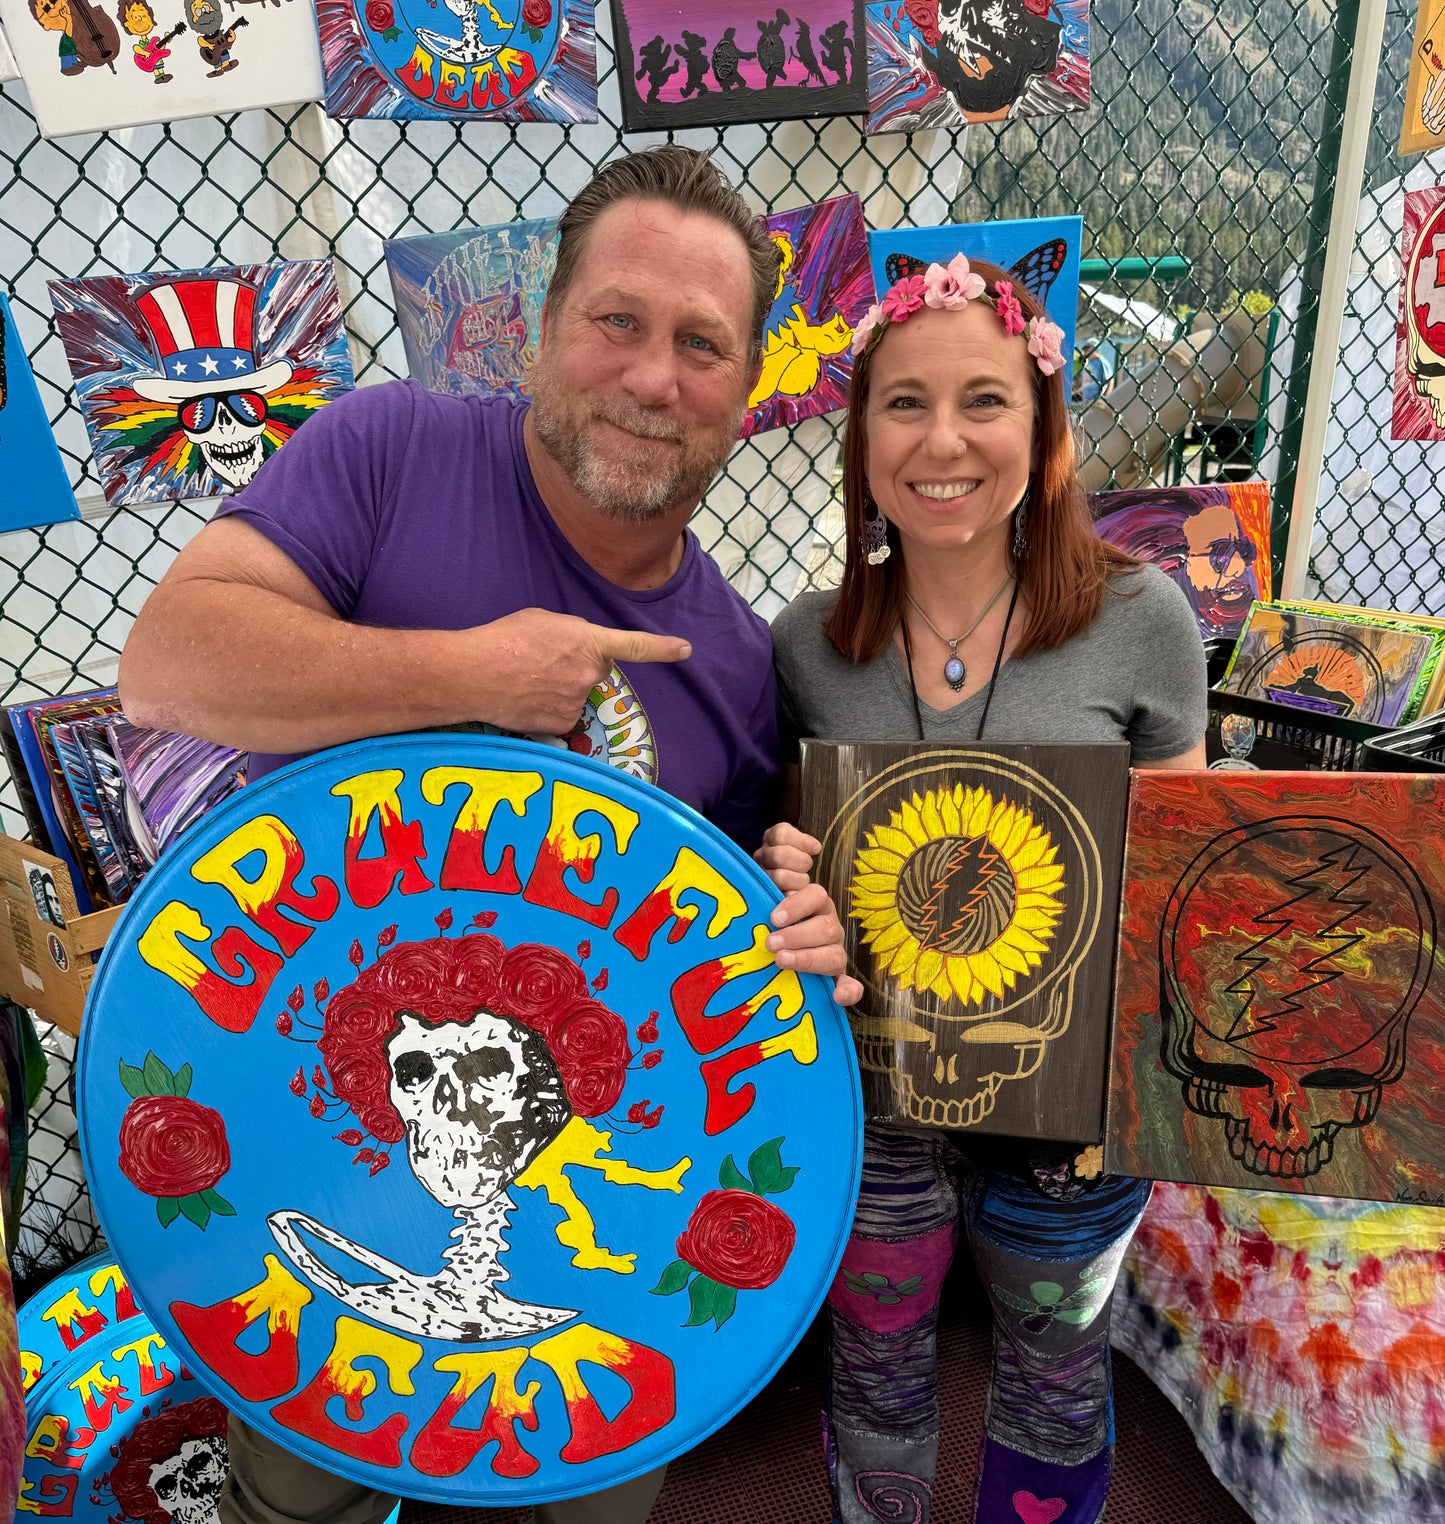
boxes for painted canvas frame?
[385,217,557,399]
[317,0,595,121]
[50,260,354,508]
[610,0,865,132]
[0,0,321,139]
[744,193,874,438]
[1218,603,1441,727]
[802,739,1129,1141]
[865,0,1088,135]
[1401,0,1445,155]
[1394,186,1445,440]
[1088,482,1273,642]
[868,216,1082,374]
[1109,771,1445,1204]
[0,292,79,534]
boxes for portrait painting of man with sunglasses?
[50,260,355,506]
[1088,481,1273,641]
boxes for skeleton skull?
[1406,198,1445,428]
[180,392,268,490]
[147,1436,226,1524]
[386,1009,570,1207]
[1161,820,1435,1179]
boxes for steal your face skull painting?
[105,1396,229,1524]
[1406,196,1445,429]
[1161,819,1436,1179]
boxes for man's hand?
[755,822,863,1008]
[476,609,691,734]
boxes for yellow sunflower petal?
[939,789,961,834]
[889,940,920,980]
[915,947,944,989]
[965,789,992,836]
[1011,831,1049,871]
[1016,864,1066,891]
[870,826,916,858]
[921,790,945,840]
[850,889,896,910]
[857,847,905,874]
[930,965,954,1000]
[948,957,978,1003]
[853,872,902,894]
[868,920,912,955]
[898,797,927,847]
[971,949,1007,1000]
[860,908,903,930]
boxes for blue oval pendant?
[944,656,966,690]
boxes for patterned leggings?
[824,1126,1152,1524]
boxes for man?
[121,146,856,1524]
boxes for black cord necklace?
[901,579,1019,742]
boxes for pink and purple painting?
[49,261,354,508]
[611,0,865,131]
[866,0,1089,135]
[317,0,595,120]
[1394,185,1445,440]
[744,193,874,439]
[1088,482,1273,642]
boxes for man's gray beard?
[530,378,739,523]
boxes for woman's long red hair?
[823,259,1136,664]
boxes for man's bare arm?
[119,517,690,754]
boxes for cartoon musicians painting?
[183,0,245,75]
[28,0,120,76]
[119,0,183,81]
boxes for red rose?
[496,943,588,1025]
[521,0,549,27]
[118,1096,230,1200]
[904,0,940,46]
[676,1189,795,1291]
[365,0,393,29]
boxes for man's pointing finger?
[594,627,693,664]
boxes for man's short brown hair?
[546,146,781,357]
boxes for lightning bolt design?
[1223,842,1371,1045]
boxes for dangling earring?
[1013,485,1031,562]
[863,495,891,566]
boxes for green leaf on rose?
[119,1061,147,1100]
[156,1197,181,1228]
[381,23,400,39]
[684,1274,718,1327]
[173,1063,193,1099]
[201,1189,235,1217]
[747,1136,786,1194]
[711,1282,737,1328]
[179,1193,211,1230]
[650,1258,692,1297]
[718,1155,752,1192]
[142,1052,175,1097]
[771,1164,799,1193]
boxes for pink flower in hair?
[923,254,986,310]
[849,303,885,356]
[994,280,1026,337]
[880,274,927,321]
[1026,317,1067,376]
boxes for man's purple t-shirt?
[216,380,779,850]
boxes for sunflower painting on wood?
[803,741,1128,1141]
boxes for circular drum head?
[22,1312,230,1522]
[18,1252,139,1396]
[78,734,862,1504]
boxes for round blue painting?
[78,734,862,1503]
[18,1253,139,1398]
[21,1312,229,1521]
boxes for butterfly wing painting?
[865,0,1088,135]
[49,261,355,509]
[1088,482,1273,642]
[744,193,875,438]
[0,292,79,533]
[610,0,865,132]
[316,0,595,120]
[868,217,1082,374]
[385,217,558,399]
[0,0,321,139]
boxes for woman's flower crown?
[850,255,1068,378]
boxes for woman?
[759,257,1207,1524]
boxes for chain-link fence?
[0,0,1400,1277]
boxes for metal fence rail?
[0,0,1395,1275]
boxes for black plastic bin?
[1359,711,1445,772]
[1206,687,1391,771]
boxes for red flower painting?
[650,1137,798,1329]
[117,1052,235,1230]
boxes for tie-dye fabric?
[1113,1182,1445,1523]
